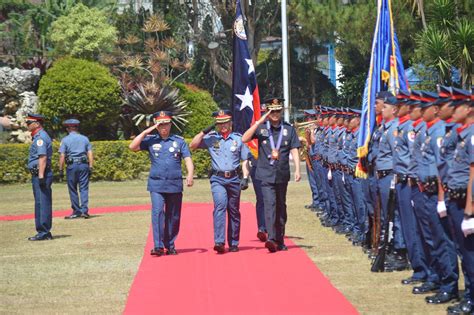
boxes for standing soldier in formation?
[26,114,54,241]
[242,98,301,253]
[129,111,194,256]
[59,119,94,219]
[190,109,249,254]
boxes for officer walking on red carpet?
[242,98,301,253]
[129,111,194,256]
[190,109,250,254]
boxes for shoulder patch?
[408,131,415,142]
[437,137,443,148]
[471,135,474,146]
[36,139,44,147]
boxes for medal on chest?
[173,141,178,148]
[266,121,284,164]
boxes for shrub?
[49,3,117,59]
[0,140,211,184]
[38,57,122,140]
[174,83,219,138]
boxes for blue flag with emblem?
[356,0,408,177]
[231,0,261,157]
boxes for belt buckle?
[224,171,231,178]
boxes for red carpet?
[0,204,150,221]
[124,202,357,315]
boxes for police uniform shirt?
[140,134,191,193]
[347,128,360,170]
[253,122,300,183]
[368,123,384,166]
[438,122,460,184]
[393,118,413,175]
[408,121,426,179]
[447,124,474,189]
[339,128,350,166]
[321,127,332,159]
[28,129,53,169]
[199,131,249,172]
[328,126,342,164]
[375,118,398,171]
[59,132,92,159]
[418,119,446,182]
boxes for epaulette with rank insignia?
[233,132,242,136]
[173,135,184,140]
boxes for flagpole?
[281,0,290,122]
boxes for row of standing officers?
[304,86,474,314]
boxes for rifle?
[371,177,396,272]
[372,189,382,253]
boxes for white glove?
[437,201,447,218]
[328,169,332,180]
[461,217,474,237]
[342,173,345,184]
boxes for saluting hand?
[257,109,273,125]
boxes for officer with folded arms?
[26,113,53,241]
[59,119,94,219]
[190,109,250,254]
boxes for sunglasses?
[26,120,36,125]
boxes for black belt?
[211,169,239,178]
[66,156,88,165]
[376,169,392,179]
[395,174,409,184]
[408,177,418,187]
[420,176,438,194]
[447,187,467,200]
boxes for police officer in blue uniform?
[303,110,321,212]
[129,111,194,256]
[59,119,94,219]
[444,92,474,313]
[242,98,301,253]
[392,91,429,281]
[26,113,54,241]
[415,95,459,303]
[190,109,249,253]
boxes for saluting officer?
[190,109,250,253]
[26,113,53,241]
[129,111,194,256]
[242,98,301,253]
[59,119,94,219]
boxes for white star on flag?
[245,59,255,75]
[236,86,254,111]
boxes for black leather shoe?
[150,248,165,256]
[401,276,425,285]
[166,248,178,255]
[229,246,239,252]
[81,213,90,219]
[64,213,81,219]
[265,240,278,253]
[28,233,53,241]
[447,299,474,314]
[213,243,225,254]
[425,291,459,304]
[257,231,267,242]
[277,244,288,251]
[412,282,439,294]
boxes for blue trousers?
[365,175,378,216]
[331,170,345,223]
[411,186,439,283]
[210,175,241,246]
[377,173,405,249]
[306,161,320,208]
[313,161,329,212]
[420,193,458,293]
[32,171,53,237]
[448,199,474,300]
[335,170,355,229]
[150,192,183,250]
[396,182,429,280]
[322,166,339,225]
[66,163,90,214]
[349,176,368,237]
[261,181,289,244]
[250,166,266,232]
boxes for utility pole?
[281,0,290,122]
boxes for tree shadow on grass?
[52,235,72,239]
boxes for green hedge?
[0,140,211,184]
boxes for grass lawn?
[1,179,450,314]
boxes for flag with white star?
[231,0,261,156]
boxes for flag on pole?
[231,0,261,157]
[356,0,408,177]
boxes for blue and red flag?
[356,0,409,177]
[231,0,261,157]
